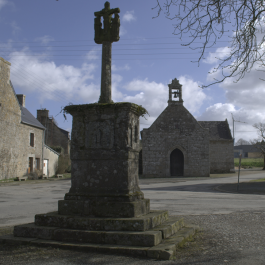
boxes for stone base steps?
[13,216,184,247]
[34,210,169,231]
[0,225,199,260]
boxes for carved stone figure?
[94,1,120,44]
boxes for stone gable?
[142,103,210,177]
[141,78,234,177]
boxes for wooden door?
[28,157,33,173]
[170,149,184,176]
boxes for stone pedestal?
[8,102,200,260]
[58,102,149,217]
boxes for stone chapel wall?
[142,104,210,178]
[209,140,234,173]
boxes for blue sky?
[1,0,263,142]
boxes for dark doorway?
[138,150,143,175]
[170,148,184,176]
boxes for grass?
[234,158,264,167]
[0,178,15,183]
[249,178,265,182]
[62,173,71,179]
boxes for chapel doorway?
[170,148,184,176]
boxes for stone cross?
[94,2,120,103]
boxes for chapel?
[140,78,234,178]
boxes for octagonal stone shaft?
[99,41,112,103]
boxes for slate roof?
[59,127,69,138]
[44,144,60,156]
[198,121,232,140]
[10,80,45,130]
[21,106,45,130]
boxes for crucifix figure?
[94,2,120,103]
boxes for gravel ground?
[1,211,265,265]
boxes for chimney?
[16,94,26,107]
[37,109,49,125]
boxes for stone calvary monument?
[3,2,199,260]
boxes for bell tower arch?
[168,78,183,105]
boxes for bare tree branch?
[251,122,265,169]
[153,0,265,88]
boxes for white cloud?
[119,25,127,36]
[112,64,130,71]
[86,48,100,61]
[178,76,207,114]
[121,76,207,130]
[0,0,8,10]
[9,50,99,104]
[122,11,136,22]
[11,21,20,35]
[203,46,231,64]
[35,35,54,45]
[197,103,263,142]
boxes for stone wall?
[0,58,21,180]
[0,57,44,180]
[142,102,210,178]
[37,109,70,154]
[209,140,234,173]
[17,124,44,177]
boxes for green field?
[234,158,264,167]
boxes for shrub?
[56,154,71,174]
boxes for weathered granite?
[35,210,169,231]
[95,2,120,103]
[59,103,149,217]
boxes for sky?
[1,0,264,143]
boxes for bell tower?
[168,78,183,105]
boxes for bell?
[173,91,178,98]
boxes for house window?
[28,157,33,173]
[30,133,34,147]
[36,158,40,170]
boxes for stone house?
[140,78,234,178]
[37,109,70,154]
[234,145,262,158]
[0,57,59,180]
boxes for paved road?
[1,170,265,227]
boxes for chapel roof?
[198,120,232,140]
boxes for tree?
[235,138,250,146]
[153,0,265,87]
[251,122,265,169]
